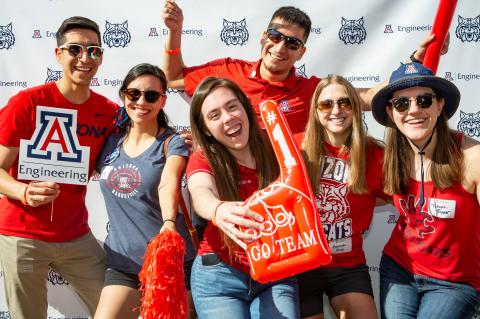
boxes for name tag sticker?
[428,198,456,219]
[329,237,352,254]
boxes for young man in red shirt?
[162,1,435,143]
[0,17,117,318]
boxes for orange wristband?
[165,46,181,55]
[20,184,29,206]
[211,201,225,226]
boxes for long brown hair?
[383,111,464,195]
[190,77,279,249]
[302,75,374,194]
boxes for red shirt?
[0,82,118,242]
[316,141,387,268]
[384,179,480,291]
[183,58,321,139]
[186,150,258,273]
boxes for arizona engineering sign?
[18,106,90,185]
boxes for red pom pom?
[139,230,187,319]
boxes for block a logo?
[444,71,454,81]
[295,64,307,78]
[339,17,366,44]
[149,27,159,37]
[45,68,62,83]
[47,268,69,285]
[455,15,480,42]
[32,29,42,38]
[18,106,90,185]
[220,18,249,46]
[457,110,480,137]
[90,77,100,86]
[0,22,15,49]
[103,20,131,48]
[384,24,393,33]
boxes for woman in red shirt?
[372,62,480,319]
[300,75,387,319]
[186,77,301,319]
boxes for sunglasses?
[123,88,166,103]
[389,94,436,112]
[266,28,304,50]
[317,97,352,113]
[59,43,104,60]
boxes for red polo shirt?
[183,58,321,139]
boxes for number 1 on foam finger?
[272,124,296,168]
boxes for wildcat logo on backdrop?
[47,268,69,286]
[455,15,480,42]
[0,22,15,49]
[45,68,62,83]
[0,311,12,319]
[457,111,480,137]
[103,21,131,48]
[18,106,90,185]
[384,24,393,33]
[220,18,249,46]
[399,195,435,238]
[339,17,366,44]
[295,64,307,78]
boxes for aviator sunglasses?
[317,97,352,113]
[389,94,437,112]
[123,88,166,103]
[266,28,304,50]
[59,43,104,60]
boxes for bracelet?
[20,184,29,206]
[165,46,181,55]
[211,201,225,226]
[409,50,422,64]
[163,219,176,225]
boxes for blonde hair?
[302,75,375,194]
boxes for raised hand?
[242,100,331,283]
[163,0,184,32]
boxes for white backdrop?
[1,0,479,318]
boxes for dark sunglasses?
[317,97,352,113]
[266,28,304,50]
[123,88,166,103]
[389,94,436,112]
[59,43,104,60]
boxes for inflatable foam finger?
[242,100,331,283]
[423,0,458,74]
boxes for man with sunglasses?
[162,1,437,143]
[0,16,117,318]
